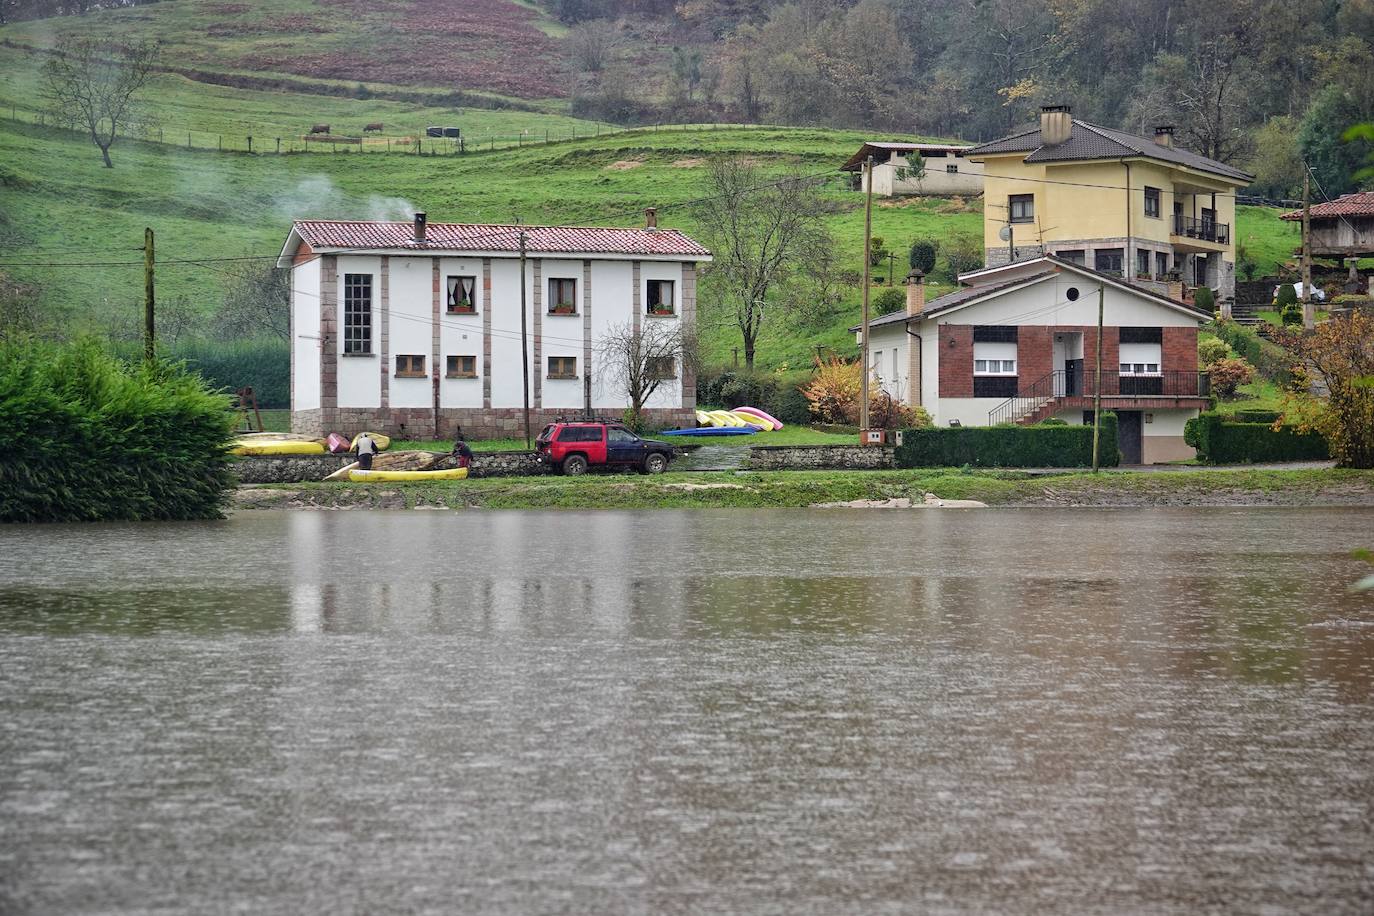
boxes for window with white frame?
[973,342,1017,375]
[1119,342,1162,375]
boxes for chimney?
[905,270,926,316]
[413,212,427,243]
[644,207,658,229]
[1153,125,1175,148]
[1040,105,1072,146]
[1167,277,1184,303]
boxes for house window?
[1094,248,1124,276]
[446,355,477,378]
[647,356,676,379]
[395,354,426,378]
[1009,194,1034,223]
[1144,186,1161,219]
[1056,249,1086,265]
[446,275,476,314]
[1136,249,1152,278]
[647,280,675,316]
[547,355,578,378]
[946,164,959,174]
[343,273,372,354]
[1119,340,1162,375]
[1156,251,1170,278]
[972,325,1018,343]
[548,278,577,314]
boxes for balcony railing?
[988,369,1212,425]
[1173,214,1230,244]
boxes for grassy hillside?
[1,110,1298,369]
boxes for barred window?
[343,273,372,354]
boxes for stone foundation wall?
[291,407,695,440]
[748,445,895,471]
[233,450,548,484]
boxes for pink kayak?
[733,406,783,430]
[326,432,351,453]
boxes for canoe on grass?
[350,431,392,451]
[349,467,469,482]
[232,439,328,456]
[660,426,757,437]
[732,406,784,430]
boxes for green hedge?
[895,414,1119,468]
[0,339,236,522]
[112,337,290,408]
[1184,412,1329,463]
[1210,321,1291,384]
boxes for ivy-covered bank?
[235,468,1374,511]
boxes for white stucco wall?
[388,256,432,409]
[864,152,985,197]
[640,261,684,411]
[590,260,632,411]
[487,258,528,409]
[292,259,320,411]
[438,256,484,409]
[335,255,381,409]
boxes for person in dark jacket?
[451,434,474,470]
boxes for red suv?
[535,420,674,475]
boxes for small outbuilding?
[840,141,984,197]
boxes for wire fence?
[1,105,786,156]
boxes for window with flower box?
[446,275,477,314]
[548,278,577,315]
[647,279,675,316]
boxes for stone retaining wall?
[747,445,895,471]
[232,451,546,484]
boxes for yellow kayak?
[232,440,328,456]
[348,467,469,482]
[350,431,392,451]
[708,410,745,427]
[695,410,714,426]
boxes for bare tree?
[42,36,159,168]
[565,19,621,74]
[595,319,697,421]
[693,157,832,368]
[212,260,290,342]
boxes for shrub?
[766,384,812,426]
[1210,319,1291,383]
[868,236,887,268]
[1194,286,1215,312]
[873,287,905,315]
[895,414,1118,468]
[1209,356,1256,399]
[801,356,860,424]
[0,339,235,522]
[1198,336,1232,367]
[1281,303,1303,326]
[1232,409,1282,423]
[1184,412,1329,463]
[908,239,938,274]
[942,233,983,282]
[1275,283,1298,308]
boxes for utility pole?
[143,227,155,362]
[1301,166,1314,330]
[1091,284,1104,473]
[1007,222,1014,264]
[519,229,532,449]
[859,155,874,434]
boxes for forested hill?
[3,0,1371,198]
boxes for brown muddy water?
[1,509,1372,915]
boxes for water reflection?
[1,509,1373,913]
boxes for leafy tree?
[1193,285,1215,313]
[42,36,159,168]
[942,233,984,282]
[873,287,905,316]
[1273,311,1374,467]
[1247,116,1304,200]
[909,239,938,274]
[1299,84,1374,197]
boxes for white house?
[277,213,711,439]
[840,141,985,197]
[854,256,1213,464]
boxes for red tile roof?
[1280,191,1374,221]
[290,220,711,258]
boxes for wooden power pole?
[143,227,155,361]
[1091,284,1104,473]
[519,229,532,448]
[859,155,874,435]
[1301,167,1314,330]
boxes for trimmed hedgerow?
[0,339,236,523]
[1184,412,1329,464]
[894,414,1119,468]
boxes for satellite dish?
[998,225,1011,242]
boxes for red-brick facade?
[1016,326,1054,395]
[938,324,974,397]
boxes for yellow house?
[966,105,1252,305]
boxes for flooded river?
[2,509,1372,914]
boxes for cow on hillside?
[309,124,330,135]
[363,123,384,133]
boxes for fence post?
[187,133,191,148]
[276,137,281,153]
[247,135,252,153]
[159,127,163,143]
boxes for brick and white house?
[277,214,711,439]
[855,256,1213,464]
